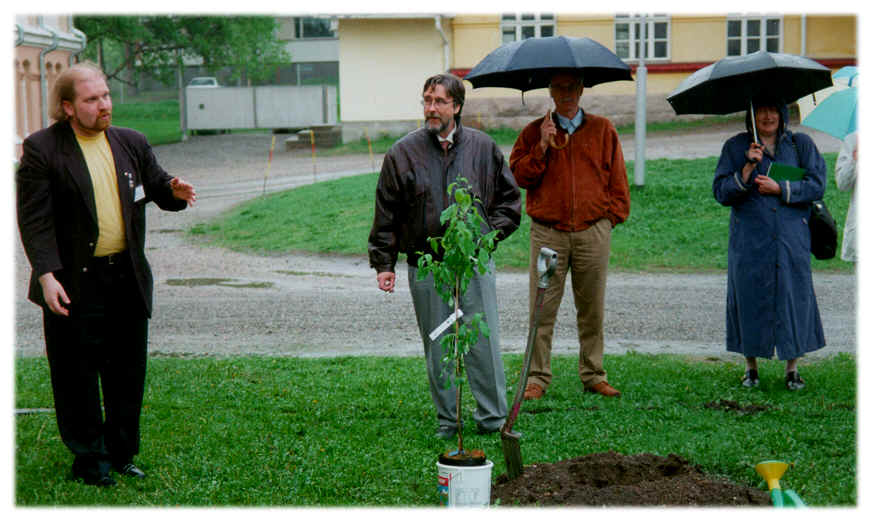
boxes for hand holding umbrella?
[538,109,557,153]
[742,142,765,182]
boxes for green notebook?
[767,162,805,181]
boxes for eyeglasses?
[421,97,453,109]
[549,82,582,92]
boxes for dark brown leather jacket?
[368,123,521,272]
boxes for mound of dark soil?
[491,451,771,506]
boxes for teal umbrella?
[801,86,857,140]
[833,66,858,86]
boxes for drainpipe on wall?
[800,15,807,56]
[38,16,59,128]
[69,16,87,66]
[15,24,25,144]
[434,16,450,72]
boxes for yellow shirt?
[76,132,126,256]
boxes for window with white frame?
[292,17,336,39]
[615,14,670,61]
[500,13,555,44]
[726,15,781,55]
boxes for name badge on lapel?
[126,171,146,202]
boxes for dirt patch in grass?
[704,399,770,415]
[491,451,770,506]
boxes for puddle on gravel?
[275,270,354,278]
[166,278,274,289]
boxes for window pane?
[502,29,516,44]
[541,25,554,37]
[727,39,741,56]
[616,23,629,40]
[294,17,303,38]
[502,14,516,21]
[616,42,629,58]
[521,13,535,20]
[767,19,780,35]
[654,22,667,39]
[747,20,760,37]
[541,13,554,20]
[521,26,535,39]
[654,41,667,57]
[747,38,760,53]
[767,37,779,52]
[727,20,741,37]
[302,17,334,38]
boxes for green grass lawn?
[111,100,183,146]
[15,353,855,506]
[190,154,853,273]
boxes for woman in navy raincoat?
[713,96,826,390]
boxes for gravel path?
[14,125,854,361]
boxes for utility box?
[185,85,338,131]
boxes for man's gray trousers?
[408,263,507,432]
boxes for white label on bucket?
[429,309,464,341]
[437,460,493,507]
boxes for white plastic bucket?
[436,459,494,507]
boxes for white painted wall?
[339,18,447,123]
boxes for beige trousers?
[527,218,612,389]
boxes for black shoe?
[786,371,806,391]
[73,468,117,487]
[435,426,457,440]
[115,462,147,479]
[72,457,116,487]
[742,369,760,388]
[476,423,502,435]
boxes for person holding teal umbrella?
[835,131,857,262]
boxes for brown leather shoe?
[585,381,621,397]
[523,383,545,400]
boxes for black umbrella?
[465,36,633,91]
[666,50,833,115]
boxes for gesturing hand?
[170,177,197,206]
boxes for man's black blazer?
[16,121,187,318]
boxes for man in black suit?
[16,62,197,487]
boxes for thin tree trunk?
[454,276,463,454]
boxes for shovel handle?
[503,248,558,433]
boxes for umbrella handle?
[549,133,569,150]
[750,100,759,144]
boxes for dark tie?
[440,140,450,152]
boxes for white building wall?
[339,17,447,130]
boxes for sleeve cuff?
[733,172,749,191]
[781,181,792,204]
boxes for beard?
[73,110,112,134]
[425,114,453,136]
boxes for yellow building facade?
[338,13,856,142]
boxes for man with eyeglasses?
[510,70,630,400]
[368,73,521,439]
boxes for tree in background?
[74,15,290,88]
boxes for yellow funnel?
[756,461,789,491]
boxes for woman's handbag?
[785,135,838,260]
[809,199,838,260]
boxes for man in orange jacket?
[510,70,630,399]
